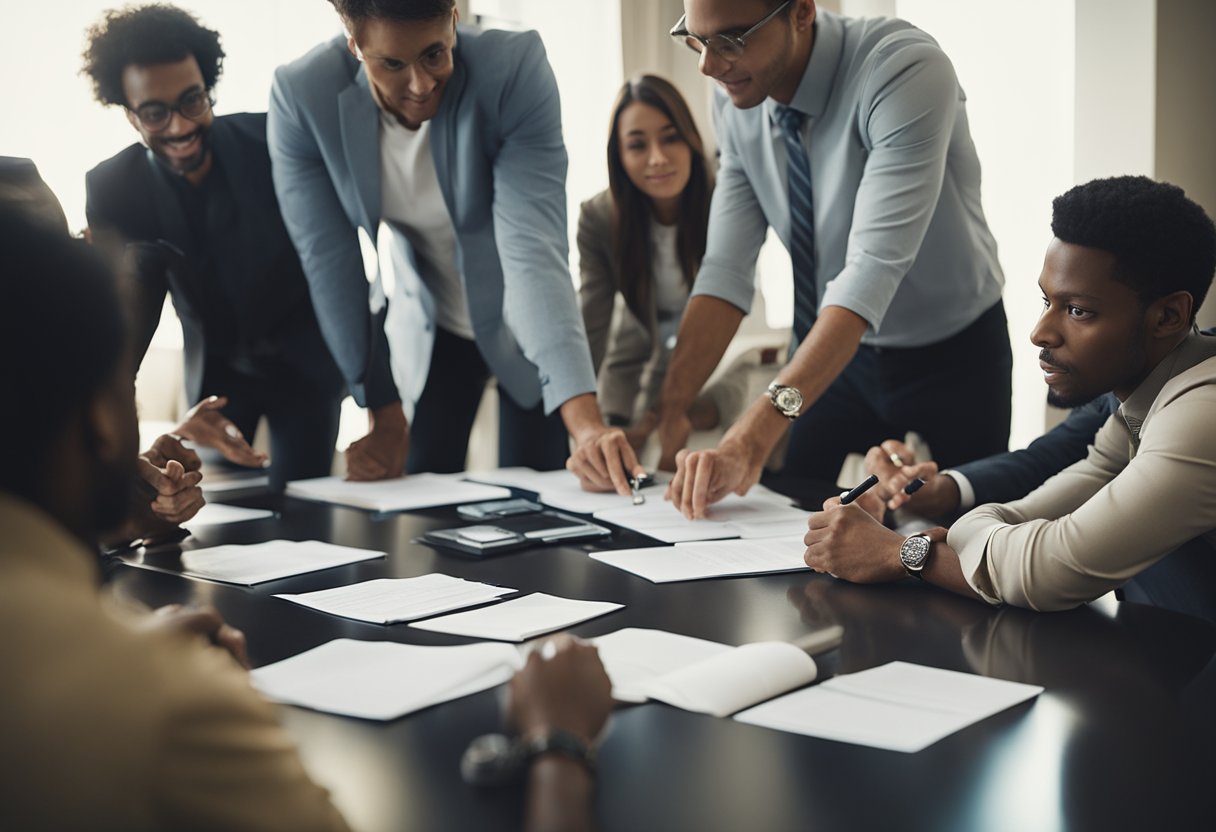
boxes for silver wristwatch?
[899,533,932,579]
[461,729,595,786]
[767,382,804,420]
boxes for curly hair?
[81,4,225,107]
[1052,176,1216,319]
[329,0,455,28]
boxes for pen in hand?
[840,474,879,505]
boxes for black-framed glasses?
[670,0,792,62]
[129,89,215,132]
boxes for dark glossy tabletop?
[112,481,1216,832]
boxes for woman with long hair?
[578,74,743,452]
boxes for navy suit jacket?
[955,394,1118,506]
[85,113,343,406]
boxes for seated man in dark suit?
[82,4,346,489]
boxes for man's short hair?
[81,4,225,108]
[0,207,127,496]
[1052,176,1216,318]
[329,0,456,28]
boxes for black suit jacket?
[85,113,343,405]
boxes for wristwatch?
[460,729,596,786]
[767,382,804,420]
[899,533,932,579]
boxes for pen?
[840,474,879,505]
[903,478,926,495]
[630,472,652,505]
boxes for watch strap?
[524,728,596,775]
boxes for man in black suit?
[82,4,344,489]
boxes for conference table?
[112,475,1216,832]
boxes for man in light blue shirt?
[659,0,1012,516]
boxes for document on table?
[285,473,511,512]
[275,574,517,624]
[200,473,271,494]
[591,627,818,717]
[734,661,1044,753]
[594,492,810,543]
[464,467,670,514]
[186,502,276,527]
[589,536,809,583]
[180,540,384,585]
[409,592,624,642]
[251,638,523,721]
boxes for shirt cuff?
[941,469,976,511]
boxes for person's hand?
[175,395,269,469]
[656,411,692,473]
[803,496,906,583]
[507,635,612,745]
[567,424,645,495]
[345,403,409,481]
[136,433,205,525]
[665,436,760,520]
[140,604,249,668]
[864,440,958,516]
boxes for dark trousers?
[201,361,343,490]
[406,328,569,474]
[784,301,1013,482]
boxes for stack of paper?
[251,638,523,720]
[592,628,818,717]
[594,491,810,543]
[274,574,516,624]
[465,467,647,514]
[589,536,809,583]
[187,502,276,527]
[180,540,384,585]
[734,661,1044,753]
[410,592,624,642]
[285,473,511,512]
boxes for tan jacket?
[950,332,1216,611]
[0,496,350,832]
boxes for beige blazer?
[0,496,350,832]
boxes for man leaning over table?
[804,176,1216,618]
[0,206,613,832]
[658,0,1011,518]
[269,0,643,492]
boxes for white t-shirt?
[379,112,474,339]
[651,219,689,352]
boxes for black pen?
[840,474,879,505]
[903,478,926,495]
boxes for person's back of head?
[0,157,70,236]
[0,205,137,538]
[1052,176,1216,322]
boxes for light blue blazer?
[268,27,595,416]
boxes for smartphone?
[456,498,544,520]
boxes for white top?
[651,219,689,351]
[379,112,474,339]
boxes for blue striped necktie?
[776,105,817,344]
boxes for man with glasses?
[657,0,1012,518]
[83,4,346,490]
[268,0,644,490]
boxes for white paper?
[180,540,384,585]
[275,574,516,624]
[465,467,650,514]
[200,473,270,494]
[594,493,810,543]
[409,592,624,642]
[251,638,523,720]
[589,536,809,583]
[285,473,511,512]
[734,661,1044,753]
[187,502,275,527]
[590,628,816,716]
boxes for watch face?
[774,387,803,413]
[901,535,931,570]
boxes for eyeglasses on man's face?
[669,0,793,62]
[129,88,215,133]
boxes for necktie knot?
[775,105,804,139]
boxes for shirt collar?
[766,11,844,126]
[1118,330,1216,442]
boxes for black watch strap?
[524,729,596,775]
